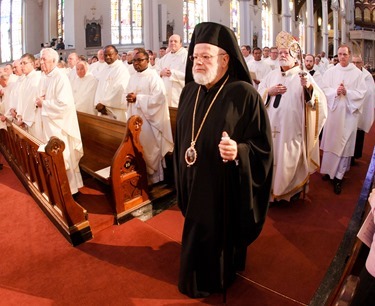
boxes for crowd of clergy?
[0,31,374,200]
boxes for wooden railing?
[0,119,92,246]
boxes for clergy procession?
[0,19,374,300]
[0,25,373,200]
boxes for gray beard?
[193,71,217,85]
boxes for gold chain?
[191,75,229,146]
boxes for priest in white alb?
[247,47,272,91]
[16,53,44,140]
[125,48,174,184]
[72,60,98,115]
[156,34,187,107]
[35,48,84,195]
[320,45,367,194]
[95,45,130,122]
[258,31,327,202]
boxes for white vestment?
[124,62,136,75]
[40,67,84,194]
[247,60,272,91]
[244,54,254,64]
[8,75,24,114]
[72,73,98,115]
[1,83,15,118]
[264,57,280,70]
[94,59,130,122]
[156,47,188,107]
[357,68,375,133]
[320,63,367,179]
[90,61,107,79]
[0,85,13,130]
[126,68,174,184]
[67,67,78,84]
[258,66,328,201]
[307,68,324,90]
[16,70,44,140]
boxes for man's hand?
[160,68,171,77]
[269,84,287,96]
[300,74,311,89]
[126,93,137,104]
[219,131,237,163]
[337,83,346,96]
[96,102,108,115]
[35,95,45,108]
[10,108,17,118]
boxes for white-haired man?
[35,48,84,196]
[174,22,273,298]
[72,60,98,115]
[258,31,327,203]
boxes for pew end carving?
[77,112,150,224]
[110,115,150,223]
[0,120,92,246]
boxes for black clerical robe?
[173,74,273,298]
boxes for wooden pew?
[0,119,92,246]
[77,112,150,223]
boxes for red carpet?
[0,125,374,305]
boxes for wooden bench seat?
[78,113,127,184]
[77,112,151,223]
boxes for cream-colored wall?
[24,0,44,55]
[158,0,184,39]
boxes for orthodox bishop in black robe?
[173,22,273,298]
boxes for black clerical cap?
[185,22,252,85]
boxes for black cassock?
[174,74,273,298]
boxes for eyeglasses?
[189,53,227,63]
[132,58,148,63]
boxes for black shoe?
[322,174,331,181]
[0,163,3,170]
[72,192,80,201]
[333,178,342,195]
[290,192,301,202]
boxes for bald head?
[168,34,183,53]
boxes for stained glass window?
[183,0,207,44]
[57,0,64,40]
[111,0,143,45]
[0,0,23,62]
[261,0,271,48]
[230,0,240,43]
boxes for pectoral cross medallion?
[185,142,197,166]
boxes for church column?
[143,0,160,51]
[340,0,347,44]
[322,0,329,54]
[306,0,314,54]
[281,0,292,32]
[239,0,252,45]
[331,1,340,53]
